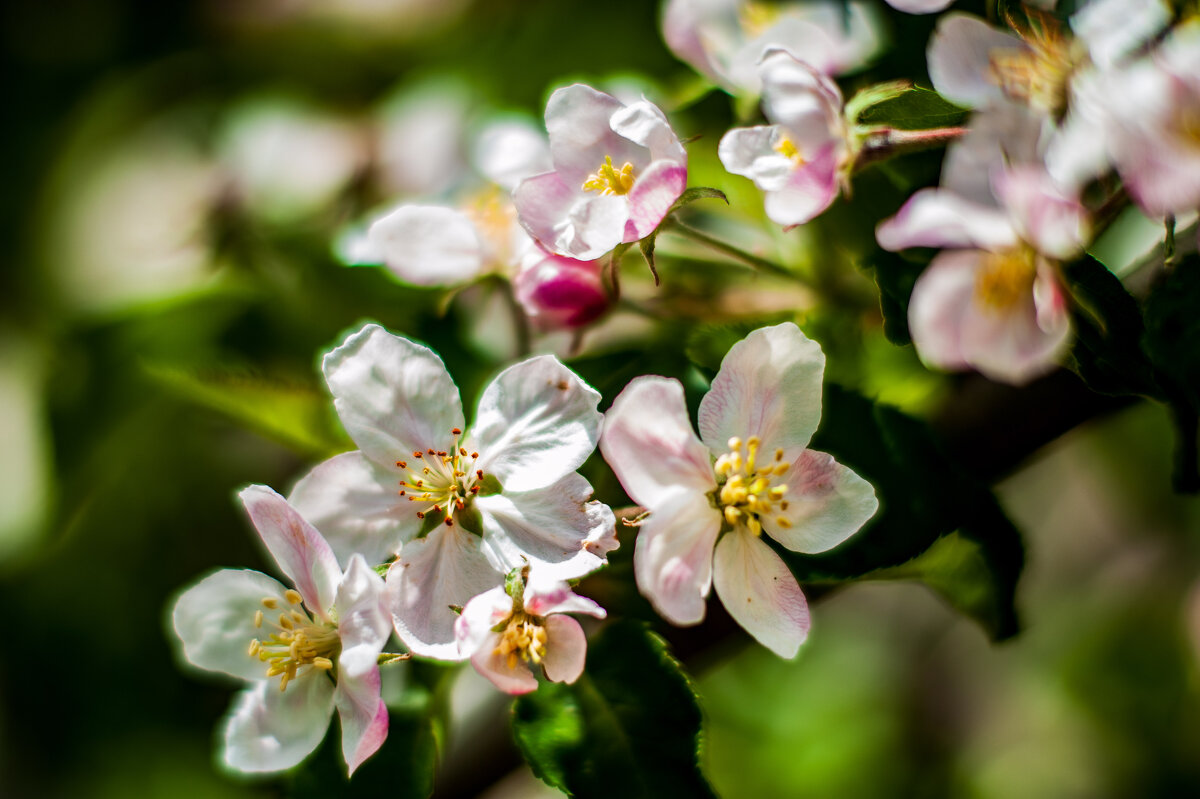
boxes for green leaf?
[854,86,967,131]
[866,247,929,345]
[684,318,788,375]
[144,363,351,458]
[512,621,717,799]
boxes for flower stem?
[497,277,532,357]
[663,219,797,281]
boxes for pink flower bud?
[514,250,611,329]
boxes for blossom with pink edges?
[171,485,391,775]
[287,324,617,660]
[455,568,606,694]
[877,108,1088,385]
[513,84,688,261]
[719,48,848,228]
[599,323,877,658]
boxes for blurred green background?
[3,0,1200,796]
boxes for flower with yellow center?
[601,323,878,658]
[581,155,636,196]
[172,485,391,775]
[455,568,606,694]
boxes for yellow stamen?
[261,597,278,609]
[284,589,303,605]
[975,248,1037,311]
[582,156,636,196]
[774,135,804,164]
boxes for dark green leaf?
[512,621,716,799]
[866,247,929,345]
[854,87,967,131]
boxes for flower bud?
[514,248,610,330]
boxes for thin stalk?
[663,219,799,281]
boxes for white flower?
[171,485,391,774]
[455,568,606,695]
[288,324,617,659]
[599,323,878,658]
[719,48,849,228]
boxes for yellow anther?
[975,248,1037,311]
[248,639,260,656]
[750,477,769,494]
[725,506,742,525]
[284,589,303,605]
[261,597,278,609]
[278,614,294,630]
[313,657,334,670]
[774,448,784,462]
[266,664,286,677]
[773,463,790,476]
[279,671,291,692]
[774,135,804,164]
[747,516,763,536]
[776,516,793,529]
[254,610,264,628]
[769,486,787,500]
[728,437,742,451]
[582,156,636,195]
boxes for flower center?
[249,589,340,692]
[582,156,636,196]
[774,135,805,164]
[713,436,791,536]
[396,427,484,528]
[493,611,548,670]
[987,13,1081,117]
[464,185,518,265]
[974,247,1037,311]
[739,1,782,37]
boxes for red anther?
[471,452,479,459]
[451,427,462,435]
[444,517,454,527]
[459,447,468,456]
[398,490,406,496]
[437,450,448,457]
[396,460,407,468]
[470,485,480,493]
[413,451,423,458]
[432,504,442,513]
[476,470,484,479]
[427,448,436,455]
[456,499,465,510]
[414,480,423,487]
[416,511,425,519]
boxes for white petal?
[470,639,539,695]
[718,126,795,192]
[599,376,717,510]
[546,84,645,184]
[323,324,466,468]
[762,449,878,553]
[993,166,1089,260]
[1071,0,1169,70]
[634,489,722,626]
[541,615,588,684]
[876,188,1018,252]
[473,117,552,191]
[759,49,844,133]
[222,673,335,773]
[239,485,340,619]
[906,250,981,372]
[713,530,810,659]
[698,322,826,457]
[471,355,602,492]
[455,586,514,658]
[940,102,1045,206]
[476,473,617,581]
[523,571,607,619]
[172,569,290,682]
[334,664,388,775]
[885,0,954,13]
[367,205,488,287]
[333,554,390,678]
[927,13,1025,108]
[386,526,502,660]
[761,143,841,227]
[288,451,421,568]
[609,100,686,166]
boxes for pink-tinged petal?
[762,143,841,228]
[367,205,488,287]
[610,100,687,166]
[624,160,687,241]
[333,555,390,678]
[661,0,725,87]
[470,637,539,695]
[771,1,884,76]
[993,166,1090,260]
[940,102,1045,206]
[698,322,826,457]
[719,126,794,192]
[455,586,513,658]
[712,529,810,659]
[541,615,588,684]
[514,172,627,260]
[240,485,340,620]
[762,449,878,553]
[323,324,466,468]
[471,355,602,492]
[958,261,1071,385]
[876,188,1018,252]
[288,452,420,567]
[523,571,607,619]
[907,250,983,372]
[600,376,716,510]
[928,13,1027,109]
[222,673,335,773]
[473,117,552,191]
[386,525,502,660]
[476,473,617,581]
[634,489,722,626]
[886,0,954,13]
[513,250,610,330]
[546,85,646,183]
[334,664,388,775]
[758,49,844,135]
[172,569,291,682]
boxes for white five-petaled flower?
[513,84,688,261]
[288,323,617,660]
[599,322,878,658]
[455,568,606,695]
[876,106,1087,385]
[171,485,391,775]
[719,48,849,228]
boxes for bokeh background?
[3,0,1200,796]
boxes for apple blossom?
[876,108,1087,384]
[662,0,883,96]
[600,322,878,658]
[513,84,688,261]
[455,567,606,694]
[513,246,611,330]
[288,323,617,659]
[171,485,391,775]
[719,48,848,228]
